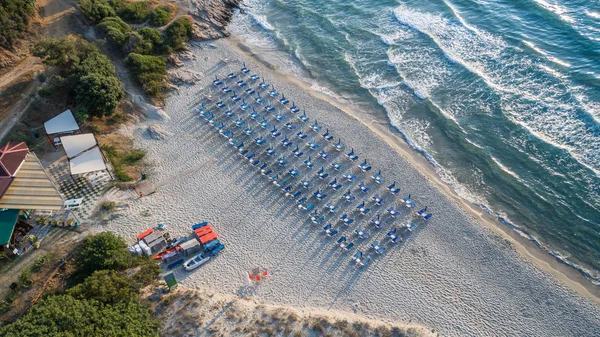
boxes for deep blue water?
[230,0,600,281]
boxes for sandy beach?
[97,37,600,336]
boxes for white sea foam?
[585,9,600,19]
[392,5,600,178]
[532,0,575,23]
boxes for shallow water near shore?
[229,0,600,282]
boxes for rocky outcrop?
[188,0,244,40]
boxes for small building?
[180,240,201,257]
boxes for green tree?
[78,0,116,22]
[76,73,124,117]
[126,53,167,97]
[73,232,130,280]
[0,295,160,337]
[31,36,80,71]
[118,1,151,24]
[0,0,36,48]
[164,17,192,51]
[68,270,140,305]
[149,6,170,27]
[72,50,118,78]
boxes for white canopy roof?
[44,109,79,135]
[69,147,106,175]
[60,133,97,159]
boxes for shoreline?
[102,33,600,335]
[224,36,600,304]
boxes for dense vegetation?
[149,6,171,27]
[31,36,124,118]
[0,0,36,48]
[77,0,193,98]
[0,232,161,336]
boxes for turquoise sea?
[230,0,600,282]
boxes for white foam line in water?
[532,0,575,23]
[392,5,600,178]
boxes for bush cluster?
[118,0,152,23]
[126,53,168,97]
[0,0,36,48]
[0,232,161,337]
[164,17,193,51]
[149,6,171,27]
[32,36,124,118]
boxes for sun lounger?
[344,172,357,182]
[269,88,279,97]
[423,213,432,221]
[274,113,285,121]
[343,189,356,203]
[259,119,271,129]
[240,100,250,111]
[292,147,304,158]
[250,74,260,81]
[346,148,358,161]
[352,250,363,263]
[246,153,255,160]
[359,257,371,266]
[213,76,223,86]
[304,156,314,168]
[324,202,338,212]
[216,101,226,109]
[354,229,369,239]
[281,138,293,147]
[357,182,370,193]
[310,120,322,132]
[279,95,290,105]
[250,109,261,119]
[318,150,328,160]
[264,105,275,112]
[245,88,256,95]
[273,178,286,187]
[307,139,320,150]
[236,80,247,88]
[386,228,400,242]
[266,147,276,156]
[371,170,383,184]
[311,216,325,225]
[277,156,288,166]
[297,196,308,204]
[358,159,372,172]
[289,104,300,114]
[244,127,255,136]
[288,167,300,177]
[235,118,246,127]
[227,72,237,79]
[387,206,399,218]
[255,93,264,104]
[322,129,334,141]
[301,179,312,189]
[331,162,342,171]
[297,131,307,140]
[298,111,310,123]
[284,122,296,130]
[241,62,250,74]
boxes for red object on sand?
[137,228,154,241]
[152,246,180,260]
[194,227,213,236]
[198,232,217,244]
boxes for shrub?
[0,295,160,336]
[19,268,32,288]
[68,270,140,305]
[135,27,163,55]
[119,1,152,24]
[37,87,52,98]
[78,0,116,22]
[126,53,168,97]
[149,6,170,27]
[97,16,131,46]
[101,200,116,211]
[73,232,130,281]
[0,0,36,48]
[164,17,192,51]
[76,73,124,117]
[122,149,145,165]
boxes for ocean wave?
[531,0,575,24]
[392,5,600,178]
[248,13,276,32]
[584,9,600,19]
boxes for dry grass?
[150,287,435,337]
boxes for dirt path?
[0,0,82,141]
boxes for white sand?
[96,39,600,336]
